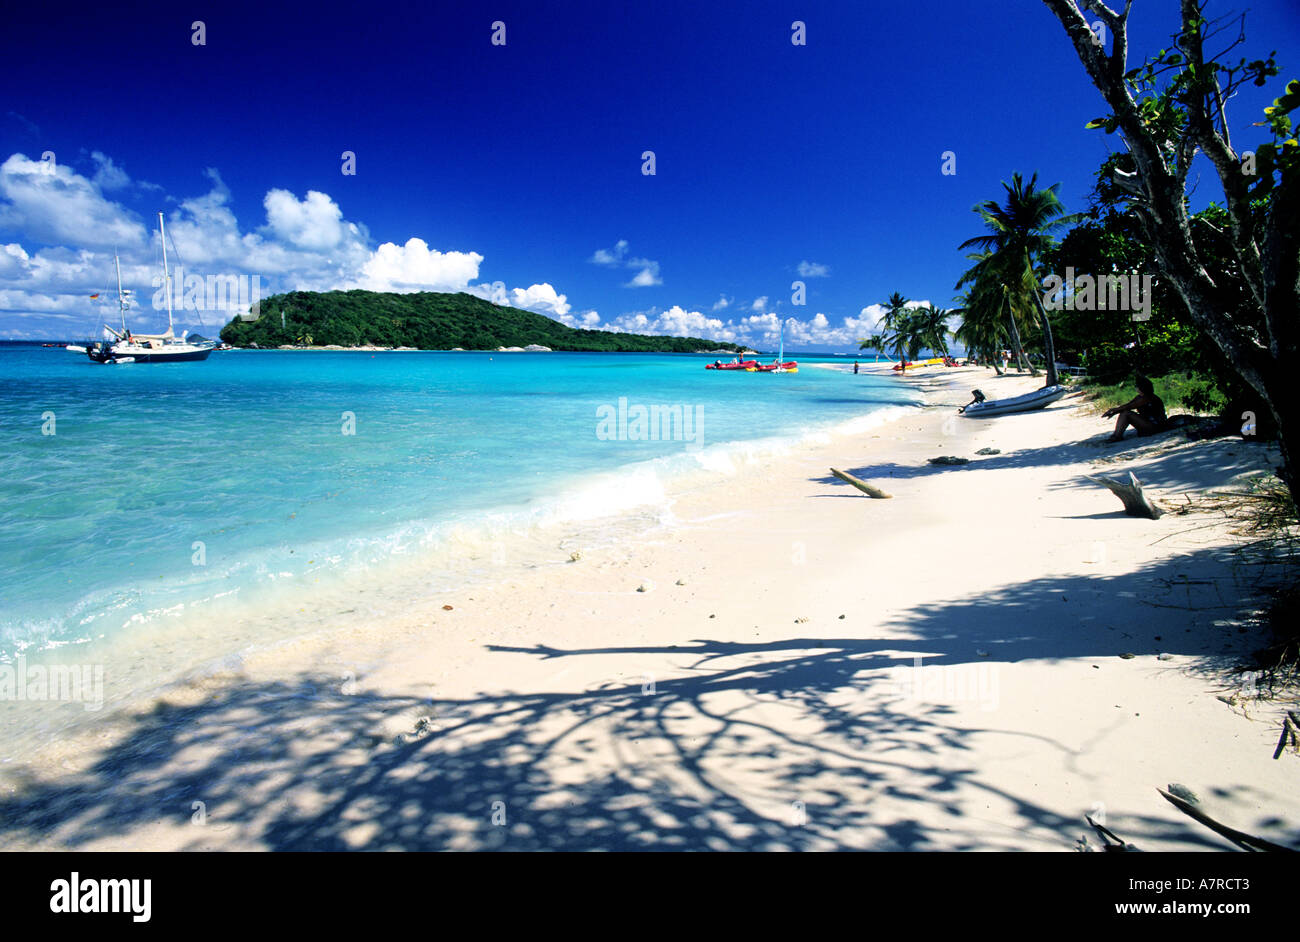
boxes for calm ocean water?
[0,346,916,734]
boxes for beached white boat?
[959,384,1066,418]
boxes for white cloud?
[625,260,662,287]
[89,151,130,192]
[598,305,736,342]
[751,296,768,312]
[653,304,728,338]
[0,152,146,249]
[353,237,483,293]
[264,189,350,250]
[469,292,921,349]
[797,260,830,278]
[508,282,570,318]
[0,150,584,338]
[711,294,731,310]
[857,303,888,334]
[162,170,252,267]
[590,239,628,266]
[590,239,662,287]
[0,243,30,279]
[551,308,603,328]
[852,300,934,336]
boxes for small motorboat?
[706,358,758,370]
[745,323,797,373]
[959,384,1066,418]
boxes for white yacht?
[84,212,216,364]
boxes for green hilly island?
[219,290,741,353]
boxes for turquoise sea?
[0,345,917,743]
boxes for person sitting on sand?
[1103,375,1166,442]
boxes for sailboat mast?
[159,211,174,334]
[114,252,127,334]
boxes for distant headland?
[219,290,742,354]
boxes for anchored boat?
[746,321,798,373]
[706,357,759,370]
[82,213,216,364]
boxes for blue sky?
[2,0,1297,349]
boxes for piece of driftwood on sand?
[1273,712,1300,761]
[1086,471,1164,519]
[1157,786,1296,852]
[829,468,892,499]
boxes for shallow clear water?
[0,346,915,671]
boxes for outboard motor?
[958,388,986,414]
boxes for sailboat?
[83,212,216,364]
[748,318,798,373]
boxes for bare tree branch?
[1179,0,1267,311]
[1040,0,1300,500]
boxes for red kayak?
[706,359,758,370]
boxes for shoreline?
[2,365,1297,851]
[0,368,920,762]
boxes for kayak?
[892,357,946,371]
[960,384,1066,418]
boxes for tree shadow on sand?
[814,423,1276,493]
[0,547,1293,851]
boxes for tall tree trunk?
[1028,251,1060,387]
[1031,292,1061,386]
[1005,294,1036,375]
[1040,0,1300,505]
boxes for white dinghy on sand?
[959,384,1067,418]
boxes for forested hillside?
[220,290,739,353]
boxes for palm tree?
[956,251,1030,373]
[880,292,910,333]
[957,172,1082,387]
[881,307,938,372]
[860,292,912,369]
[911,303,953,359]
[952,289,1006,374]
[857,333,887,361]
[1000,281,1033,375]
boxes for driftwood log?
[1086,471,1164,519]
[829,468,892,499]
[1157,786,1296,852]
[1273,712,1300,760]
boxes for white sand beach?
[2,364,1296,851]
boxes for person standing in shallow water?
[1103,375,1166,442]
[853,361,859,374]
